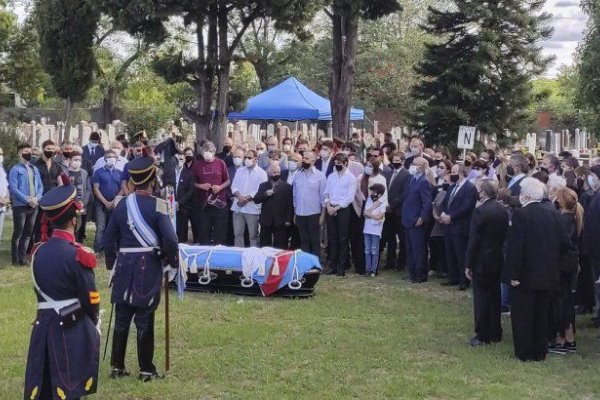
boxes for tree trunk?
[102,86,118,124]
[329,8,359,140]
[254,60,270,91]
[193,7,218,147]
[211,0,231,152]
[64,96,73,139]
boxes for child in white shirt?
[363,183,387,277]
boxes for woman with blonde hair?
[548,187,582,354]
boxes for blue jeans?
[364,233,381,273]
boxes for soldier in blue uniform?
[104,155,178,381]
[24,180,100,400]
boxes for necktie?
[390,170,399,185]
[449,185,458,203]
[91,146,95,157]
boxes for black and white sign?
[457,126,476,149]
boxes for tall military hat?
[128,155,157,186]
[38,174,83,241]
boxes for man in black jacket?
[505,177,571,361]
[465,179,508,346]
[383,151,410,270]
[440,164,478,290]
[254,162,294,249]
[174,154,196,243]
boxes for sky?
[542,0,588,77]
[11,0,588,78]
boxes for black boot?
[110,328,130,378]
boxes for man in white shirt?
[231,150,268,247]
[93,141,128,172]
[324,153,357,276]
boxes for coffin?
[175,245,322,298]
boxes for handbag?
[58,301,85,328]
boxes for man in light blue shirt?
[8,143,44,265]
[323,153,358,276]
[293,151,326,256]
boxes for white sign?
[526,133,537,155]
[457,126,476,149]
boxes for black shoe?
[110,368,130,379]
[469,337,485,347]
[139,371,165,382]
[441,281,458,286]
[336,271,346,277]
[565,341,577,354]
[458,284,468,291]
[325,270,337,275]
[501,305,511,315]
[548,343,567,355]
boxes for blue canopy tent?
[228,77,364,121]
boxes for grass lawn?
[0,223,599,399]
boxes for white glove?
[163,265,177,282]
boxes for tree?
[34,0,100,127]
[412,0,553,145]
[326,0,401,139]
[96,0,321,150]
[576,0,600,136]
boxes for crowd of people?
[2,129,600,363]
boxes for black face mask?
[62,151,72,159]
[335,164,344,172]
[302,162,311,170]
[22,153,32,161]
[392,162,402,169]
[506,165,515,176]
[271,175,280,182]
[450,174,459,183]
[540,167,549,174]
[44,150,55,159]
[222,146,231,154]
[185,155,194,164]
[370,194,380,201]
[464,160,472,167]
[298,150,305,157]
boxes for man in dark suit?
[505,177,571,362]
[440,164,478,290]
[499,153,529,208]
[254,162,294,249]
[403,136,435,169]
[401,157,432,283]
[174,154,196,243]
[465,179,509,346]
[383,151,411,270]
[82,132,105,174]
[315,140,335,177]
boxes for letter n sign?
[457,126,476,149]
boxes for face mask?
[257,149,265,156]
[370,194,380,201]
[471,170,482,178]
[335,164,344,172]
[232,157,243,167]
[22,153,32,162]
[587,175,598,189]
[271,175,280,182]
[89,142,97,148]
[44,150,55,159]
[268,145,277,151]
[436,167,445,176]
[185,155,194,163]
[62,151,72,159]
[506,165,515,176]
[302,162,311,170]
[111,148,121,156]
[105,157,116,168]
[245,158,254,168]
[519,194,529,207]
[410,146,420,155]
[540,167,549,174]
[288,161,298,172]
[450,174,460,183]
[320,150,330,159]
[408,165,418,175]
[392,162,402,170]
[283,144,291,152]
[203,151,215,161]
[364,166,374,176]
[222,145,231,154]
[298,150,305,157]
[464,160,472,167]
[71,160,82,170]
[340,150,350,156]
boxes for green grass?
[0,223,599,399]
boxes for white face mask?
[588,174,598,190]
[245,158,254,168]
[408,165,419,176]
[288,161,298,172]
[203,151,215,161]
[320,149,330,159]
[70,160,82,170]
[519,194,529,207]
[257,149,265,156]
[111,148,121,156]
[364,166,373,176]
[105,157,116,168]
[471,170,482,179]
[282,144,291,152]
[89,142,97,148]
[410,146,421,155]
[233,157,243,167]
